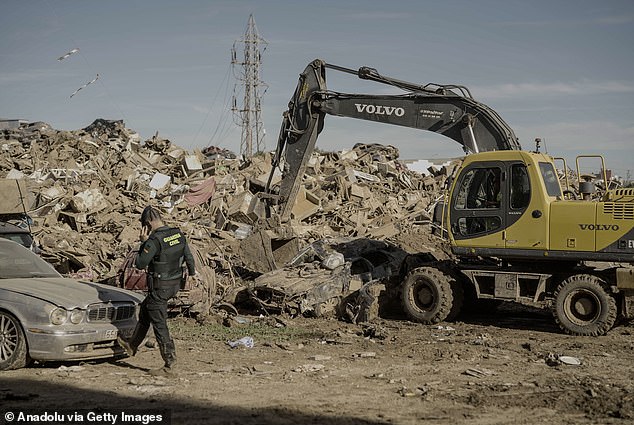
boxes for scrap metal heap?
[0,118,456,315]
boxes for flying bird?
[57,48,80,61]
[70,74,99,98]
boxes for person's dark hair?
[140,206,162,226]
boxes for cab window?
[453,166,503,237]
[510,164,530,209]
[456,216,501,236]
[539,162,562,198]
[455,167,502,210]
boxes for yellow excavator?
[247,59,634,336]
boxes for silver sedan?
[0,238,144,370]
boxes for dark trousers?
[129,279,180,366]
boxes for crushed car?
[243,237,408,321]
[0,238,144,370]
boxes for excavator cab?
[447,151,551,253]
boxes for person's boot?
[117,336,136,357]
[149,340,177,377]
[117,323,147,357]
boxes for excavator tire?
[401,266,453,324]
[552,274,617,336]
[446,279,464,321]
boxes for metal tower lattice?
[231,14,268,158]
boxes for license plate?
[104,329,118,338]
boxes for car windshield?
[0,239,61,279]
[0,232,34,249]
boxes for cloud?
[472,80,634,99]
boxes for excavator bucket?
[239,228,300,274]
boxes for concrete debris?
[1,118,454,317]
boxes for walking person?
[118,206,196,377]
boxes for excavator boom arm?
[268,59,521,222]
[317,91,519,153]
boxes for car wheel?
[0,311,29,370]
[401,266,453,324]
[553,274,617,336]
[314,297,341,318]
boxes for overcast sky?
[1,0,633,176]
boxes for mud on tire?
[401,266,454,324]
[552,274,617,336]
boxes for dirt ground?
[2,303,633,425]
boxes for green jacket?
[135,226,195,281]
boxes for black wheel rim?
[412,278,437,311]
[564,289,601,326]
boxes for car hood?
[0,278,144,308]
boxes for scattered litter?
[366,373,385,379]
[463,368,495,378]
[227,336,254,349]
[57,365,85,372]
[434,325,455,331]
[292,364,325,373]
[353,351,376,358]
[232,316,252,325]
[558,355,582,366]
[397,386,428,397]
[545,353,582,367]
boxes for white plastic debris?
[149,172,171,190]
[558,355,582,366]
[57,365,85,372]
[322,252,345,270]
[227,336,254,349]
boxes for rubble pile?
[0,119,229,277]
[290,143,458,240]
[0,119,453,296]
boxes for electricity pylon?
[231,14,268,158]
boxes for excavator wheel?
[552,274,617,336]
[401,266,453,324]
[446,280,465,321]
